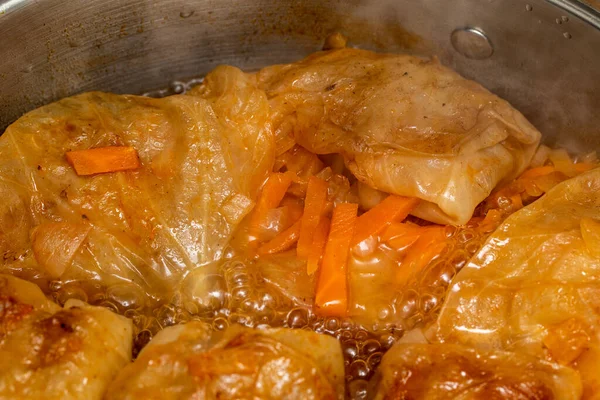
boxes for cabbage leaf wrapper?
[0,274,132,400]
[436,168,600,397]
[0,66,274,299]
[105,321,345,400]
[256,48,541,224]
[370,343,582,400]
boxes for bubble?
[367,352,383,369]
[420,293,438,314]
[563,32,572,39]
[286,307,309,328]
[325,317,340,332]
[228,313,255,327]
[56,285,88,305]
[397,290,419,318]
[339,330,353,341]
[212,317,228,331]
[377,306,392,321]
[379,333,398,350]
[457,230,475,243]
[349,359,370,380]
[362,339,381,355]
[355,330,369,341]
[169,81,186,94]
[525,4,533,11]
[347,379,369,400]
[342,339,359,360]
[107,283,145,310]
[179,10,195,18]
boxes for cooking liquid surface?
[1,78,583,399]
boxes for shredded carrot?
[352,195,419,246]
[314,203,358,317]
[250,172,294,237]
[66,146,140,176]
[519,165,555,180]
[257,218,302,256]
[307,216,330,275]
[396,226,446,287]
[297,176,329,258]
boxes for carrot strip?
[66,146,140,176]
[396,226,446,287]
[297,176,329,258]
[250,172,294,237]
[574,163,595,173]
[518,165,555,180]
[307,217,331,275]
[510,194,524,210]
[352,195,419,246]
[314,203,358,317]
[257,218,302,255]
[478,209,503,233]
[380,222,423,252]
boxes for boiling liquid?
[33,79,518,398]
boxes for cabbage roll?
[436,168,600,397]
[370,343,582,399]
[255,48,541,224]
[0,274,132,399]
[0,66,274,297]
[105,321,345,400]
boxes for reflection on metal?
[0,0,599,151]
[450,27,494,60]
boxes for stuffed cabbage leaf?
[105,321,345,400]
[0,274,132,399]
[255,48,541,224]
[370,343,582,399]
[435,168,600,398]
[0,66,274,298]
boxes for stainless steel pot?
[1,0,599,151]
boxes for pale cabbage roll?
[436,168,600,397]
[0,274,132,399]
[0,66,274,297]
[370,343,582,399]
[255,48,541,224]
[105,321,345,400]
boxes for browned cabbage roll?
[106,321,345,400]
[370,343,582,399]
[255,48,541,224]
[436,168,600,398]
[0,274,132,399]
[0,66,274,297]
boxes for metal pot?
[1,0,599,151]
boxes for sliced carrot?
[307,216,331,275]
[352,195,419,246]
[396,226,446,287]
[574,163,595,173]
[250,172,294,237]
[297,176,329,258]
[66,146,140,176]
[478,209,503,233]
[257,218,302,255]
[518,165,555,180]
[314,203,358,317]
[380,222,423,252]
[509,194,524,210]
